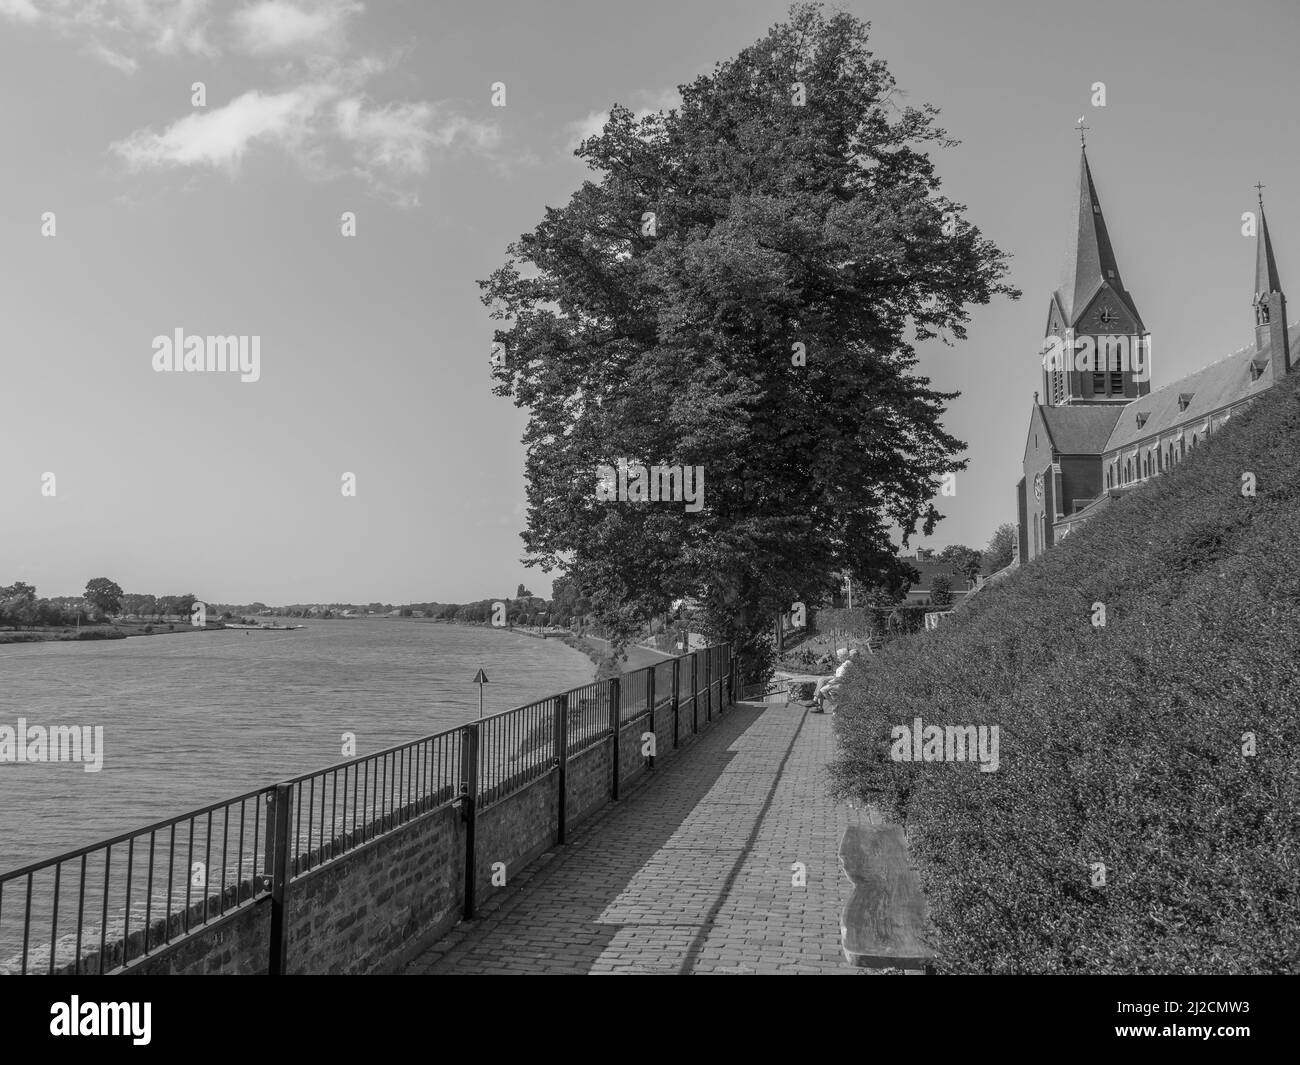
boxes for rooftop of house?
[902,557,973,594]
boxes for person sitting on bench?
[815,649,858,714]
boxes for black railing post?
[267,782,292,976]
[609,676,621,801]
[554,694,568,846]
[261,789,277,894]
[671,657,681,749]
[461,723,480,920]
[705,648,713,722]
[692,652,699,734]
[646,666,656,770]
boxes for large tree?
[982,522,1017,574]
[937,544,982,582]
[929,574,954,608]
[84,577,123,617]
[480,3,1017,681]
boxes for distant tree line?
[0,578,199,629]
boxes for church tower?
[1040,145,1151,405]
[1253,191,1290,382]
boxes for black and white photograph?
[0,0,1293,1040]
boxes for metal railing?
[0,642,733,974]
[0,786,274,975]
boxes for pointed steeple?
[1054,147,1141,328]
[1041,143,1149,407]
[1255,194,1282,298]
[1252,187,1289,377]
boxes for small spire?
[1255,185,1282,297]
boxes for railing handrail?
[0,782,276,886]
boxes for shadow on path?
[407,703,783,974]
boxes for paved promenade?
[407,698,872,975]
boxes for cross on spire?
[1255,181,1266,204]
[1076,116,1090,148]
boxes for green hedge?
[829,375,1300,974]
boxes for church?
[1012,145,1298,565]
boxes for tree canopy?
[480,2,1018,678]
[982,522,1017,574]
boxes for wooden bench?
[838,823,937,972]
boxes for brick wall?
[285,803,463,974]
[475,774,557,899]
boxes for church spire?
[1255,187,1282,298]
[1041,143,1149,406]
[1252,186,1290,377]
[1054,147,1141,329]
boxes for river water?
[0,621,594,873]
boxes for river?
[0,620,594,873]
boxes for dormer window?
[1092,203,1101,214]
[1251,360,1267,381]
[1135,412,1149,429]
[1178,393,1193,412]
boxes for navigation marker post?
[472,668,489,718]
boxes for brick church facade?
[1014,147,1298,564]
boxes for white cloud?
[232,0,361,56]
[84,39,139,74]
[567,109,610,147]
[0,0,40,22]
[7,0,497,205]
[111,85,330,171]
[334,97,499,203]
[111,81,499,204]
[631,87,680,116]
[565,89,680,151]
[1,0,217,67]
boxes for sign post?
[472,667,489,718]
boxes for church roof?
[1102,325,1300,453]
[1054,149,1144,329]
[1039,403,1124,454]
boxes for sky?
[1,0,1298,604]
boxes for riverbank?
[0,621,224,645]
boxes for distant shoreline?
[0,621,223,646]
